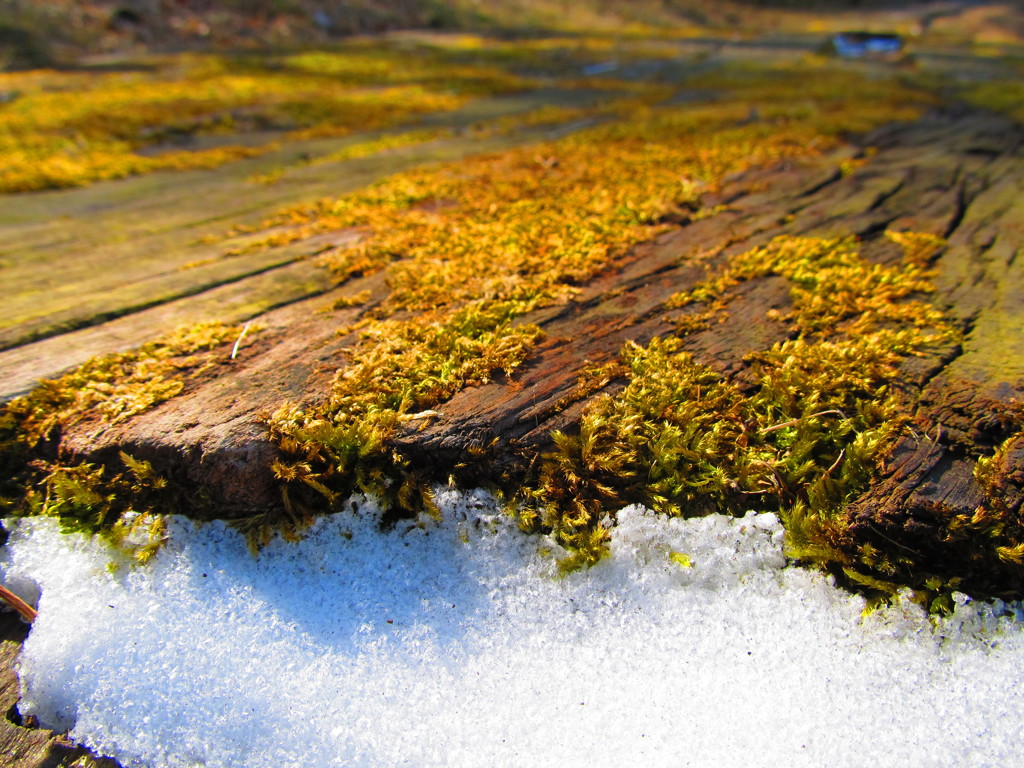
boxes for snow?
[2,489,1023,768]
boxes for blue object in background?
[833,32,904,58]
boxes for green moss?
[227,64,937,551]
[1,321,240,449]
[247,299,543,548]
[0,321,244,555]
[518,233,957,572]
[951,77,1024,124]
[819,410,1024,608]
[942,414,1024,573]
[17,451,169,565]
[0,44,536,193]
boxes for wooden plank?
[27,110,1021,600]
[0,611,117,768]
[0,88,612,352]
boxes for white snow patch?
[2,490,1023,768]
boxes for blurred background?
[2,0,1023,68]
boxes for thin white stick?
[230,323,251,360]
[825,448,845,476]
[759,409,848,435]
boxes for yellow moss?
[232,63,933,312]
[668,235,947,338]
[1,321,242,448]
[249,128,452,186]
[254,300,543,547]
[209,63,938,550]
[885,229,947,268]
[526,233,956,569]
[0,45,536,193]
[0,321,249,553]
[952,78,1024,124]
[331,290,373,310]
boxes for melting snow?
[2,489,1023,767]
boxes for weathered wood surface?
[0,610,117,768]
[0,22,1021,768]
[845,115,1024,595]
[0,116,1015,768]
[26,110,1019,546]
[391,111,1024,596]
[0,86,612,396]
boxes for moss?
[812,408,1024,608]
[247,93,667,187]
[950,76,1024,124]
[1,321,240,448]
[0,34,703,193]
[0,44,537,193]
[231,61,934,288]
[248,127,452,185]
[15,451,169,565]
[191,63,939,551]
[0,321,245,555]
[940,413,1024,578]
[519,233,957,571]
[248,299,543,547]
[1,58,953,589]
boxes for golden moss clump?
[249,300,542,547]
[232,62,934,301]
[20,452,170,565]
[520,233,956,571]
[0,321,242,529]
[0,44,533,193]
[667,232,946,336]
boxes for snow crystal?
[2,490,1022,768]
